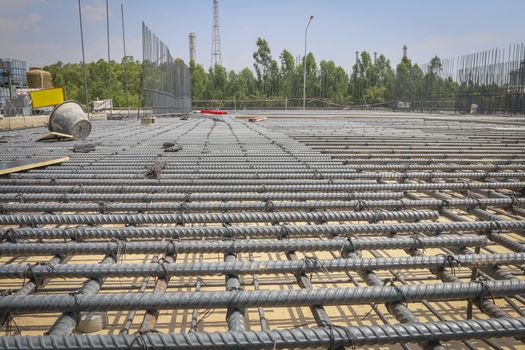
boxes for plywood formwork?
[0,114,524,349]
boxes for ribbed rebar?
[0,197,522,213]
[1,181,524,193]
[0,209,439,225]
[0,280,524,313]
[0,252,518,279]
[2,219,520,240]
[0,317,524,349]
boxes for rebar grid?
[0,114,525,349]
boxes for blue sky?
[1,0,524,71]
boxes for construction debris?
[72,143,96,153]
[140,116,156,125]
[145,160,167,178]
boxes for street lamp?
[303,15,314,110]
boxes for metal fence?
[414,42,525,114]
[142,22,191,115]
[455,43,525,114]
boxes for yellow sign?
[30,87,65,108]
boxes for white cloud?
[82,0,109,24]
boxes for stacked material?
[0,114,524,349]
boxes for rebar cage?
[0,113,525,349]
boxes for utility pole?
[303,15,314,110]
[121,3,129,117]
[78,0,89,108]
[106,0,112,116]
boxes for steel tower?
[211,0,222,67]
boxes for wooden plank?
[35,132,74,142]
[0,156,70,175]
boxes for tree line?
[192,38,458,109]
[44,37,458,109]
[44,57,142,108]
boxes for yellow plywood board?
[35,132,74,142]
[30,87,65,108]
[0,156,69,175]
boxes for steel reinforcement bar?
[0,209,439,226]
[0,317,524,349]
[0,191,403,203]
[0,197,523,214]
[0,252,518,279]
[0,235,485,256]
[1,181,524,193]
[2,219,520,240]
[1,280,524,313]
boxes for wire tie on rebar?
[14,194,24,203]
[300,256,329,280]
[344,237,358,255]
[264,200,275,213]
[278,225,291,240]
[317,320,357,350]
[0,205,7,215]
[345,192,355,201]
[401,171,409,182]
[156,260,170,280]
[178,202,190,214]
[385,275,408,307]
[439,199,451,210]
[353,200,367,212]
[409,235,425,253]
[489,221,503,238]
[20,261,49,290]
[0,228,17,243]
[220,215,231,228]
[195,307,215,329]
[167,238,179,256]
[474,276,496,304]
[509,195,521,210]
[176,212,186,226]
[58,193,70,203]
[24,262,50,288]
[109,239,127,263]
[98,202,107,214]
[222,238,236,256]
[128,330,150,350]
[436,253,461,276]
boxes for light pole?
[303,15,313,110]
